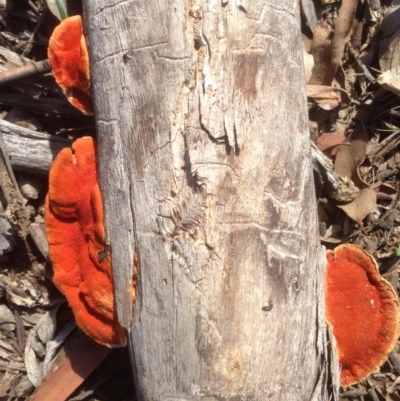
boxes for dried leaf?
[0,303,15,331]
[337,187,377,225]
[334,125,377,224]
[24,306,60,387]
[317,133,346,154]
[334,127,367,176]
[365,0,381,22]
[306,85,342,110]
[377,67,400,96]
[43,320,77,376]
[0,371,17,398]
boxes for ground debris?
[303,0,400,399]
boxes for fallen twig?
[0,59,51,86]
[28,334,111,401]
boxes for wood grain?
[84,1,339,399]
[0,120,71,175]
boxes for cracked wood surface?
[0,120,71,175]
[84,0,339,399]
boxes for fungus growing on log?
[48,15,93,115]
[45,137,137,347]
[325,244,400,386]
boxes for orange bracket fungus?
[45,137,137,347]
[48,15,93,115]
[325,244,400,386]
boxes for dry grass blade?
[172,189,207,235]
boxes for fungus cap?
[48,16,93,115]
[325,244,400,386]
[45,137,136,347]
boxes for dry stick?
[0,59,51,86]
[370,130,400,159]
[0,362,26,371]
[346,41,376,84]
[28,335,111,401]
[341,389,369,398]
[368,388,380,401]
[323,0,358,85]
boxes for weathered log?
[84,1,339,399]
[0,119,71,175]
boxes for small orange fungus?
[325,244,399,386]
[45,137,137,347]
[48,15,93,115]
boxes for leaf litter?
[304,0,400,398]
[0,0,400,400]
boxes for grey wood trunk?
[83,1,339,400]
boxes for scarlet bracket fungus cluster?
[48,16,93,115]
[325,244,400,386]
[45,137,137,347]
